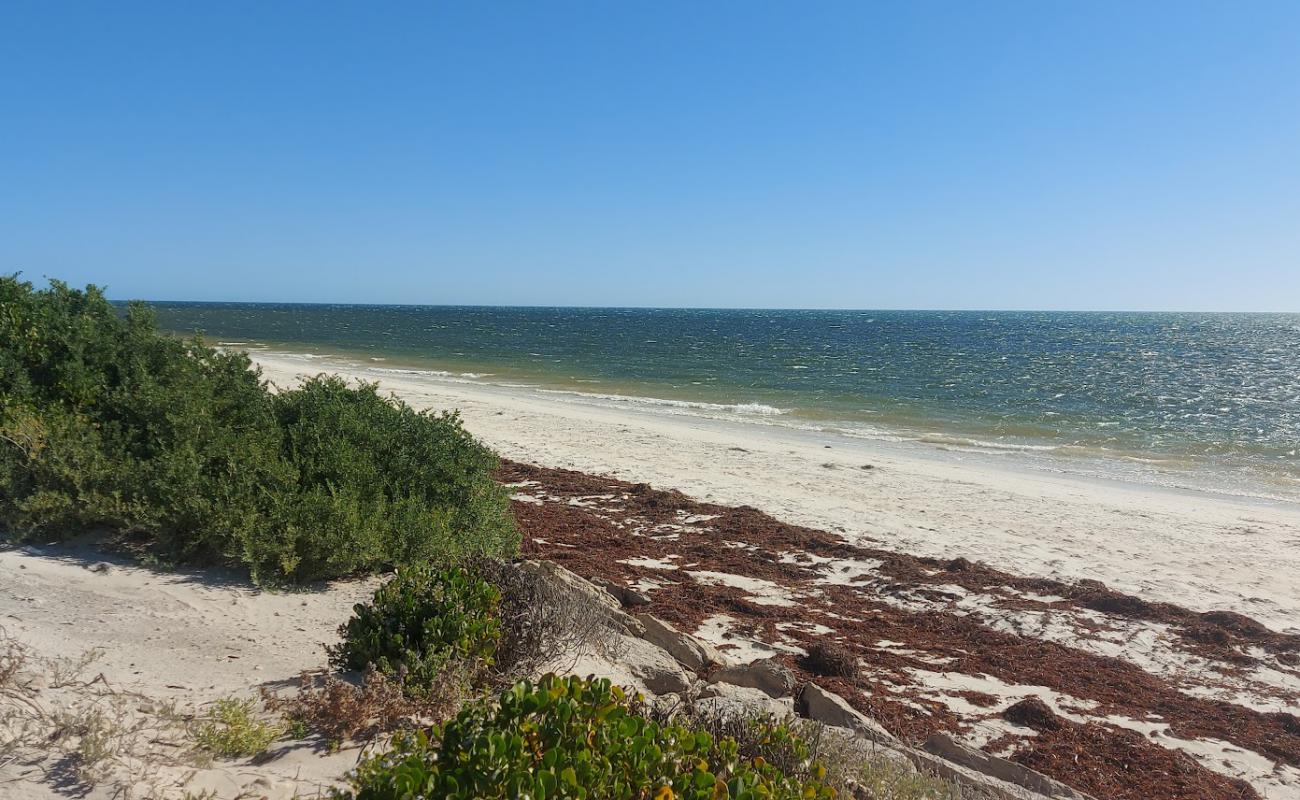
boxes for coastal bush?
[330,565,501,696]
[337,674,837,800]
[0,275,518,582]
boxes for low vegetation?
[274,559,621,750]
[662,700,962,800]
[191,696,285,759]
[0,275,518,582]
[338,674,838,800]
[329,565,501,695]
[264,667,429,749]
[4,276,965,798]
[318,565,961,799]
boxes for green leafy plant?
[330,565,501,696]
[191,697,284,759]
[337,674,837,800]
[0,275,518,582]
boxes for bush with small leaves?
[330,565,501,696]
[336,674,837,800]
[0,275,518,583]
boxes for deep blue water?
[146,303,1300,502]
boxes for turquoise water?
[147,303,1300,502]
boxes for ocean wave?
[364,366,489,380]
[536,388,787,417]
[917,434,1058,453]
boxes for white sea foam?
[536,388,787,417]
[917,434,1058,453]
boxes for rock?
[1273,711,1300,735]
[591,576,628,604]
[518,560,645,636]
[621,636,693,695]
[651,691,685,719]
[624,588,652,606]
[592,577,654,608]
[708,657,795,698]
[921,733,1097,800]
[636,614,725,672]
[1199,609,1269,637]
[87,561,113,574]
[697,682,794,718]
[1082,591,1153,616]
[797,683,897,745]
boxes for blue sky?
[3,2,1299,310]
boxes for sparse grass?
[263,666,455,749]
[191,696,284,760]
[0,626,26,689]
[54,704,118,784]
[852,751,966,800]
[47,646,105,688]
[483,558,625,682]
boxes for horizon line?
[118,297,1300,315]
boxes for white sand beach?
[254,351,1300,635]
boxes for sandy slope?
[253,351,1300,635]
[0,541,376,799]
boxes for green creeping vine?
[338,674,837,800]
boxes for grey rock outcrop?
[696,682,794,718]
[591,577,652,608]
[608,635,693,695]
[796,683,897,746]
[915,733,1097,800]
[707,657,795,698]
[635,614,725,672]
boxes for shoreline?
[234,342,1300,507]
[252,349,1300,634]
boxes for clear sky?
[3,2,1299,311]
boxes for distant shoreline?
[251,348,1300,634]
[149,303,1300,505]
[228,341,1300,508]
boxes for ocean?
[146,303,1300,504]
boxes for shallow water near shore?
[147,302,1300,503]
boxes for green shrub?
[0,275,518,582]
[337,674,837,800]
[191,697,284,759]
[263,376,517,581]
[330,565,501,696]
